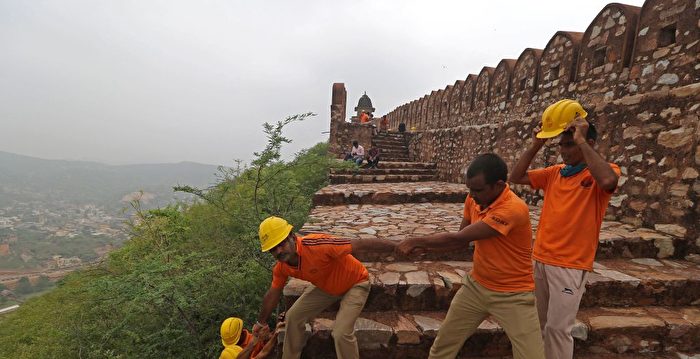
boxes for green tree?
[14,277,32,295]
[32,276,52,292]
[0,113,333,359]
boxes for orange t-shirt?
[360,113,369,123]
[271,234,369,296]
[528,163,621,271]
[463,185,534,293]
[243,330,266,357]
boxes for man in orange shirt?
[253,216,395,359]
[397,153,544,359]
[509,117,619,359]
[359,111,369,124]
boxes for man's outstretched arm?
[254,287,282,334]
[396,221,500,256]
[351,239,396,257]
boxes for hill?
[0,151,220,209]
[0,150,222,270]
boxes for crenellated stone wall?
[331,0,699,254]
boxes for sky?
[0,0,646,166]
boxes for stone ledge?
[282,259,700,312]
[329,174,438,184]
[330,168,436,175]
[296,307,700,358]
[312,181,467,206]
[333,160,437,169]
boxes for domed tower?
[351,92,375,122]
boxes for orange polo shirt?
[528,163,621,271]
[464,185,535,293]
[271,234,369,296]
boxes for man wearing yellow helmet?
[510,100,620,359]
[254,216,395,359]
[219,316,284,359]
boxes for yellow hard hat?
[259,216,293,252]
[537,99,588,139]
[219,346,242,359]
[220,317,244,347]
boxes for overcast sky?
[0,0,646,166]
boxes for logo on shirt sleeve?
[490,216,508,226]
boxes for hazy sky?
[0,0,645,166]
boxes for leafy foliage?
[0,114,332,358]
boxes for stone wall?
[355,0,699,253]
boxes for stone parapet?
[358,0,700,252]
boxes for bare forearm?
[510,142,544,184]
[257,288,281,323]
[459,218,469,230]
[237,340,257,359]
[257,332,279,358]
[579,142,618,190]
[411,232,470,253]
[352,239,396,256]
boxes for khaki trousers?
[282,280,370,359]
[429,274,545,359]
[534,261,589,359]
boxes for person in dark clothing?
[366,147,380,168]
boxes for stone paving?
[302,202,680,261]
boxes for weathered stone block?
[657,127,694,148]
[654,224,687,237]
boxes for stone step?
[312,181,467,206]
[371,138,406,145]
[303,202,681,260]
[372,148,408,155]
[374,132,406,139]
[381,156,411,162]
[332,161,436,169]
[371,141,407,149]
[372,154,410,161]
[329,174,437,184]
[282,259,700,312]
[330,168,436,176]
[373,147,409,155]
[292,306,700,358]
[372,135,406,142]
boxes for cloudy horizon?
[0,0,646,166]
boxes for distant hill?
[0,151,221,209]
[0,151,223,270]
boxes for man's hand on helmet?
[567,115,589,146]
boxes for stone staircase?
[329,132,439,184]
[291,172,700,357]
[371,132,411,162]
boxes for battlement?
[329,0,699,253]
[385,0,697,130]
